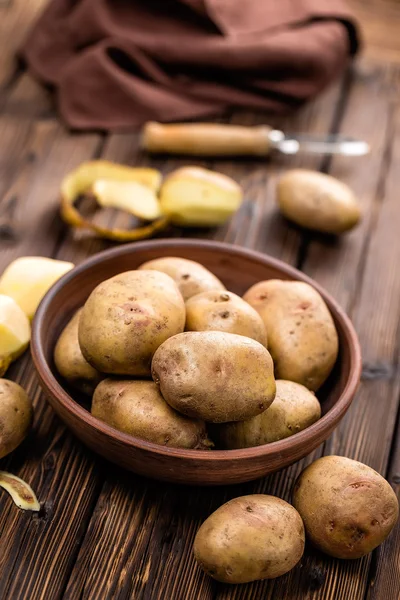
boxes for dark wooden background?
[0,1,399,598]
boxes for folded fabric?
[21,0,360,131]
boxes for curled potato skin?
[0,471,40,511]
[152,331,276,423]
[54,309,103,395]
[0,379,33,459]
[185,290,267,347]
[60,160,167,242]
[194,495,305,583]
[244,279,338,391]
[293,456,399,559]
[212,380,321,449]
[92,379,212,449]
[138,257,225,301]
[79,270,185,376]
[277,169,361,235]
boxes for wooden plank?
[282,62,400,599]
[0,74,105,600]
[348,0,400,65]
[366,410,400,600]
[63,80,346,600]
[357,99,400,600]
[0,0,48,87]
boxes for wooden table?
[1,1,400,599]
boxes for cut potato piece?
[92,179,162,221]
[0,295,31,375]
[0,471,40,511]
[0,257,74,320]
[159,166,242,226]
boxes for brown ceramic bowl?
[31,239,361,486]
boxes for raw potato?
[0,295,31,377]
[54,309,102,395]
[159,166,243,226]
[0,257,74,320]
[138,256,225,301]
[212,380,321,449]
[152,331,276,422]
[79,270,185,376]
[194,495,305,583]
[244,279,338,390]
[0,379,33,459]
[91,179,162,221]
[292,456,399,559]
[92,379,212,450]
[277,169,361,235]
[185,290,268,347]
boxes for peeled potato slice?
[0,257,74,320]
[0,295,31,375]
[0,471,40,511]
[159,166,242,226]
[92,179,162,221]
[60,160,167,241]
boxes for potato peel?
[60,161,167,242]
[0,471,40,512]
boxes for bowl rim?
[32,239,362,462]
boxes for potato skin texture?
[54,309,102,395]
[212,380,321,449]
[151,331,276,423]
[92,379,211,449]
[79,270,185,376]
[185,290,267,347]
[244,279,338,391]
[0,379,33,459]
[292,456,399,559]
[194,495,305,583]
[138,257,225,301]
[277,169,361,235]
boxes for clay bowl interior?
[31,239,361,486]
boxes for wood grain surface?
[0,1,399,599]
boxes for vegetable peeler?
[142,122,369,157]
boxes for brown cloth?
[21,0,360,131]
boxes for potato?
[159,166,242,226]
[138,257,225,301]
[194,495,305,583]
[79,270,185,376]
[92,379,212,449]
[292,456,399,559]
[92,179,162,220]
[0,257,74,320]
[0,294,30,377]
[277,169,361,235]
[212,380,321,449]
[0,379,33,459]
[244,279,338,390]
[54,309,102,395]
[185,290,267,347]
[151,331,276,423]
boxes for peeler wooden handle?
[142,121,273,156]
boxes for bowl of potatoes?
[31,239,361,485]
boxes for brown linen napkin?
[21,0,359,131]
